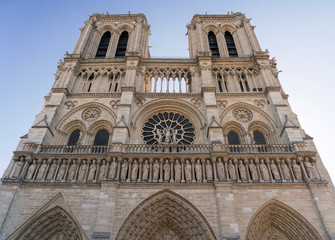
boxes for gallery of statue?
[1,12,335,240]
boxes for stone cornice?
[90,13,148,24]
[52,88,69,94]
[68,93,121,98]
[135,92,202,98]
[191,13,244,24]
[215,92,265,98]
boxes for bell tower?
[1,12,335,240]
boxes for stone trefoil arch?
[115,190,217,240]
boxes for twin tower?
[1,13,335,240]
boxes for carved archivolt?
[7,194,87,240]
[245,199,322,240]
[115,189,217,240]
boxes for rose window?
[142,112,195,145]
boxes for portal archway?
[245,199,322,240]
[116,189,217,240]
[8,206,83,240]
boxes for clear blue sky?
[1,0,335,182]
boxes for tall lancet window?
[115,31,129,58]
[94,130,109,146]
[95,31,111,58]
[208,31,220,57]
[224,31,238,57]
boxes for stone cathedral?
[1,12,335,240]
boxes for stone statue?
[270,160,280,181]
[78,161,87,181]
[120,160,128,181]
[205,160,213,181]
[87,160,97,181]
[185,160,192,182]
[163,160,170,181]
[131,160,139,181]
[217,160,225,181]
[108,159,118,180]
[228,160,237,181]
[67,160,77,181]
[98,162,106,181]
[164,128,171,144]
[195,159,202,182]
[304,161,317,180]
[26,160,37,180]
[174,160,181,182]
[281,160,291,181]
[156,129,163,145]
[142,160,149,181]
[36,160,48,180]
[153,160,160,181]
[77,131,84,145]
[46,160,57,181]
[259,159,270,181]
[239,162,247,181]
[249,160,258,181]
[12,160,23,178]
[172,129,178,144]
[56,161,67,181]
[292,160,302,181]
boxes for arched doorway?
[116,189,217,240]
[8,206,84,240]
[245,199,322,240]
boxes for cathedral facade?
[1,13,335,240]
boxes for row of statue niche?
[156,127,178,145]
[9,156,319,183]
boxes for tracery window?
[227,131,240,145]
[67,129,81,146]
[115,31,129,58]
[208,31,220,57]
[95,31,111,58]
[217,73,228,92]
[94,130,109,145]
[224,31,238,57]
[142,112,195,145]
[253,130,266,144]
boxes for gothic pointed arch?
[8,193,88,240]
[115,189,217,240]
[245,199,322,240]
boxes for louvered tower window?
[94,130,109,146]
[208,31,220,57]
[95,32,111,58]
[115,31,129,58]
[224,31,238,57]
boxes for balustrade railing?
[21,143,304,155]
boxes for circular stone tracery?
[142,112,195,145]
[82,107,101,122]
[233,108,253,122]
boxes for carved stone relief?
[233,108,253,122]
[82,107,101,122]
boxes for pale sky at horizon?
[1,0,335,183]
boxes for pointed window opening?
[208,31,220,58]
[94,130,109,146]
[115,31,129,58]
[228,131,240,144]
[254,130,266,144]
[67,129,80,146]
[95,31,111,58]
[225,31,238,57]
